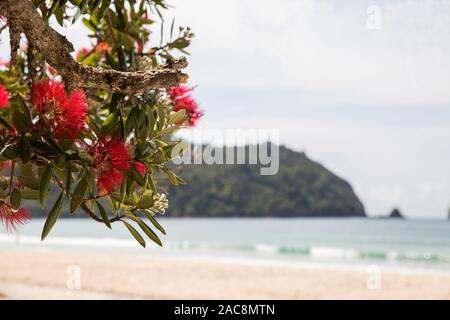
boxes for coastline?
[1,247,450,299]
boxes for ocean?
[1,218,450,272]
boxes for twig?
[80,202,123,223]
[8,162,15,195]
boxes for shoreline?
[1,247,450,299]
[2,236,450,277]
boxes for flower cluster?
[0,75,203,236]
[0,84,9,108]
[169,85,203,127]
[31,79,87,140]
[134,161,147,175]
[88,136,132,195]
[96,42,111,55]
[0,201,30,232]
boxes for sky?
[1,0,450,218]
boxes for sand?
[0,247,449,299]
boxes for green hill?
[24,144,365,218]
[166,145,366,217]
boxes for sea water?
[1,218,450,272]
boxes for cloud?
[171,0,450,105]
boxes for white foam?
[310,246,359,259]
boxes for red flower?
[169,86,191,100]
[136,39,144,53]
[134,161,146,175]
[89,136,132,195]
[168,86,203,126]
[31,79,87,139]
[0,201,30,233]
[0,84,9,108]
[76,47,90,61]
[96,42,111,55]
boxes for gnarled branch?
[0,0,188,94]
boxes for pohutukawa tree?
[0,0,202,247]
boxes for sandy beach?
[0,247,449,299]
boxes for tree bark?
[0,0,188,93]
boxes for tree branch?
[0,0,188,94]
[80,202,123,224]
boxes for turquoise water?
[1,218,450,271]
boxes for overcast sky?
[1,0,450,218]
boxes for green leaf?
[156,103,165,131]
[144,211,166,235]
[136,191,154,209]
[0,117,13,131]
[170,18,175,40]
[17,95,31,123]
[123,221,146,248]
[70,177,88,213]
[154,126,180,138]
[97,0,110,20]
[17,136,31,164]
[41,191,64,240]
[95,200,111,229]
[18,176,40,190]
[138,220,162,246]
[39,164,52,206]
[30,140,59,156]
[90,0,102,12]
[59,139,74,152]
[126,107,139,136]
[81,18,96,32]
[72,0,88,24]
[53,154,66,169]
[118,109,126,139]
[147,175,157,194]
[44,136,64,154]
[163,167,186,185]
[120,179,126,204]
[168,109,186,125]
[88,119,101,137]
[58,0,69,7]
[19,163,33,177]
[10,188,21,210]
[105,51,118,69]
[20,188,40,200]
[147,108,156,136]
[66,165,72,198]
[118,46,128,71]
[49,0,59,14]
[100,112,117,134]
[124,211,140,223]
[55,7,65,26]
[12,111,29,133]
[130,164,145,186]
[110,192,137,206]
[2,144,18,160]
